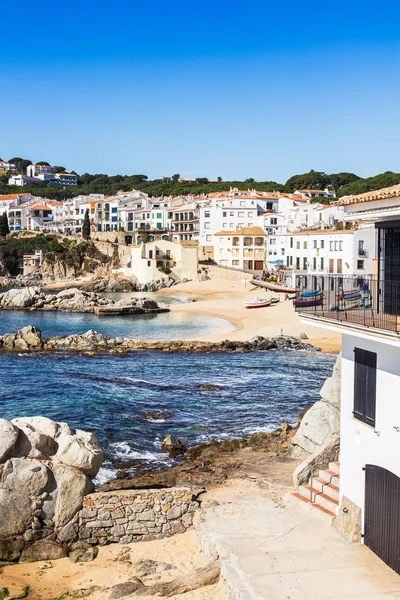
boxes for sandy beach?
[159,277,342,353]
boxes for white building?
[0,193,32,231]
[213,226,267,272]
[8,174,41,187]
[285,226,375,274]
[130,239,198,284]
[295,183,400,575]
[0,161,17,173]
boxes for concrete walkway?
[195,495,400,599]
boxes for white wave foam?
[95,466,117,486]
[110,441,164,462]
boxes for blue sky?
[1,0,400,182]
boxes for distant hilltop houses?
[6,163,78,187]
[0,184,378,281]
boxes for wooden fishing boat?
[244,296,272,309]
[293,289,323,308]
[269,296,280,304]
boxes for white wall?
[341,333,400,517]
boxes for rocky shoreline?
[0,273,190,293]
[0,287,169,315]
[0,326,319,354]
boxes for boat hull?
[244,301,272,309]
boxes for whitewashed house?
[130,239,198,284]
[295,183,400,575]
[213,226,267,272]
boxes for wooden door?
[337,259,343,273]
[329,259,334,273]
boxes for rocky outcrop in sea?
[0,327,320,354]
[0,287,169,314]
[79,274,191,293]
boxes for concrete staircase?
[290,461,340,524]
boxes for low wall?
[205,264,253,282]
[70,488,200,545]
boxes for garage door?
[364,464,400,573]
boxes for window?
[358,240,365,255]
[290,256,293,266]
[313,240,317,249]
[357,259,365,270]
[330,241,334,251]
[128,212,133,221]
[232,260,239,266]
[339,241,343,251]
[296,257,300,269]
[321,240,325,249]
[271,218,277,225]
[269,238,276,245]
[290,237,293,248]
[204,222,210,229]
[230,211,234,216]
[247,212,253,217]
[223,223,227,228]
[320,257,324,270]
[206,235,212,242]
[238,223,244,227]
[147,260,151,267]
[112,207,118,213]
[296,241,300,249]
[157,213,162,219]
[238,212,244,217]
[334,241,338,251]
[303,241,307,249]
[205,211,211,218]
[303,257,307,270]
[230,223,234,228]
[313,257,317,270]
[240,201,246,207]
[353,348,376,427]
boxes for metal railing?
[294,274,400,334]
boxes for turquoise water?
[0,309,235,340]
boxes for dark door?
[378,226,400,314]
[364,464,400,574]
[337,259,343,274]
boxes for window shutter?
[354,348,377,427]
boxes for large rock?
[20,540,67,562]
[18,325,43,348]
[53,463,94,528]
[162,434,187,458]
[0,287,44,309]
[291,353,341,457]
[56,431,103,476]
[0,419,19,462]
[11,420,57,459]
[12,416,59,439]
[1,458,51,496]
[0,539,24,562]
[0,489,31,537]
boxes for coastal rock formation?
[0,417,102,563]
[80,274,190,293]
[291,353,341,458]
[0,272,43,289]
[0,287,168,315]
[0,327,319,355]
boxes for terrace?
[294,274,400,335]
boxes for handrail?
[309,457,337,504]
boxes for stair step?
[312,477,340,501]
[319,469,340,488]
[289,493,336,525]
[300,485,339,513]
[329,461,340,475]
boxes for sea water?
[0,317,335,483]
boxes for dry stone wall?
[69,488,200,546]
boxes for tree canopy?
[0,213,10,237]
[82,209,91,240]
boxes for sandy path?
[1,529,228,600]
[157,278,341,352]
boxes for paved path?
[195,494,400,599]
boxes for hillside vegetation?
[2,157,400,200]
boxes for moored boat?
[244,296,272,309]
[293,289,323,308]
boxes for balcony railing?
[294,274,400,334]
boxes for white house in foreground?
[295,183,400,575]
[130,239,198,284]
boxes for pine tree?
[0,212,10,237]
[82,209,91,240]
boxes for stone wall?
[68,488,200,546]
[206,264,253,282]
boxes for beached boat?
[244,296,272,309]
[293,289,323,308]
[269,296,280,304]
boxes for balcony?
[294,274,400,335]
